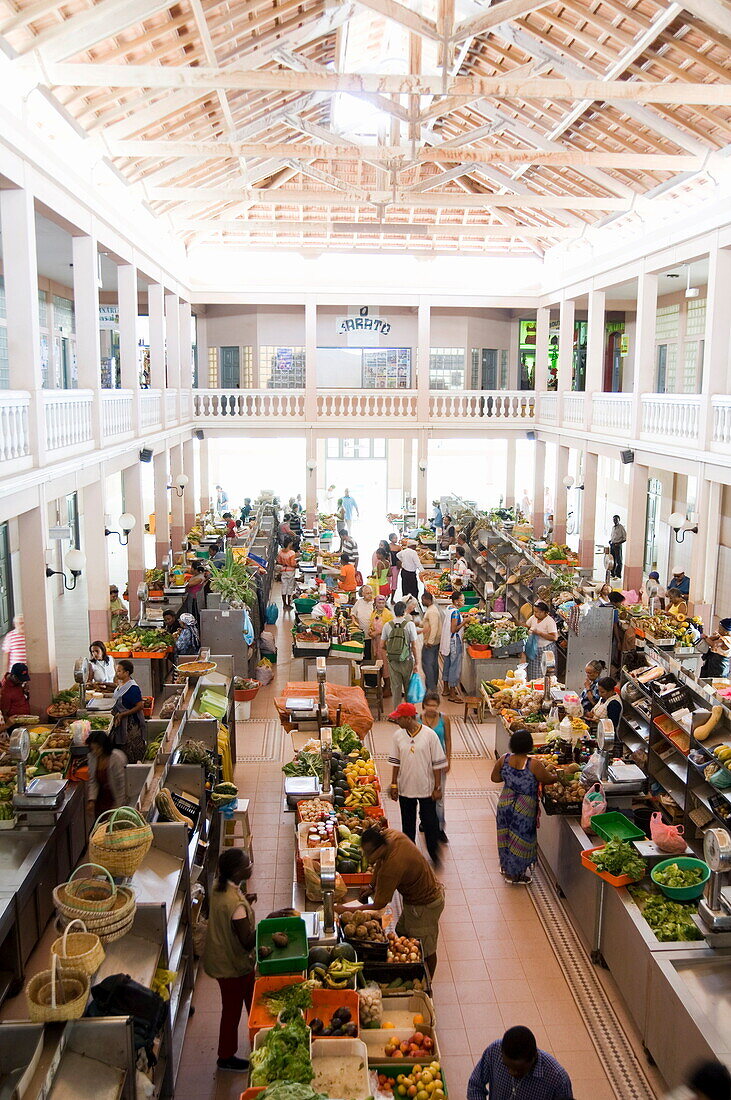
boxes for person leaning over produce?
[440,590,466,701]
[0,662,30,722]
[586,676,623,736]
[336,824,445,977]
[82,641,116,688]
[111,660,147,763]
[203,847,256,1072]
[388,701,446,867]
[162,609,180,636]
[468,1026,573,1100]
[87,730,127,817]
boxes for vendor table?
[462,652,516,696]
[126,654,169,699]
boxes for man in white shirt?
[382,601,419,708]
[609,515,627,578]
[420,592,442,693]
[350,585,374,657]
[451,545,472,587]
[397,540,423,602]
[388,702,447,866]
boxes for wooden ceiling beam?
[140,186,630,208]
[451,0,557,45]
[20,0,176,63]
[167,218,579,239]
[351,0,440,43]
[680,0,731,38]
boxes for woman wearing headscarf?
[111,660,147,763]
[702,618,731,679]
[644,571,666,613]
[175,613,200,657]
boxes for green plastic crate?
[256,916,308,976]
[591,811,645,844]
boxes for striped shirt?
[2,629,26,668]
[467,1043,573,1100]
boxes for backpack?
[386,620,410,663]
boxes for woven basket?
[89,807,153,877]
[96,912,136,945]
[25,955,89,1023]
[55,864,117,915]
[56,881,135,926]
[51,919,105,977]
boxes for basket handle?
[50,953,67,1009]
[67,863,116,897]
[93,806,145,832]
[61,918,88,954]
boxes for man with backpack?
[382,601,419,708]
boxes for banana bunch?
[309,958,364,989]
[345,783,379,808]
[713,745,731,765]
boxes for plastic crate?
[370,1064,448,1097]
[311,1037,370,1099]
[255,916,308,976]
[361,1023,439,1064]
[362,962,431,995]
[306,988,359,1035]
[248,973,306,1043]
[590,811,645,844]
[339,917,387,960]
[380,990,436,1028]
[541,792,582,816]
[580,845,645,888]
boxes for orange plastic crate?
[248,973,306,1044]
[306,988,359,1036]
[239,1090,265,1099]
[580,845,644,888]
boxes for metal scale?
[695,827,731,946]
[284,659,336,806]
[9,729,67,825]
[540,647,557,711]
[73,658,115,715]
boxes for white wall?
[208,437,306,507]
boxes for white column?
[402,438,414,505]
[507,319,520,389]
[553,444,570,544]
[689,470,717,623]
[148,283,166,424]
[118,262,141,434]
[557,296,575,426]
[153,449,171,564]
[534,307,550,392]
[0,187,46,464]
[305,299,317,421]
[165,292,181,422]
[700,246,731,448]
[585,289,606,426]
[417,303,430,422]
[505,436,516,507]
[182,437,196,534]
[416,431,428,523]
[579,450,598,568]
[532,438,546,538]
[179,300,193,395]
[169,442,185,549]
[72,234,104,445]
[20,504,58,707]
[123,463,145,617]
[196,312,210,389]
[82,478,111,643]
[631,271,658,438]
[624,462,650,593]
[305,429,317,526]
[199,436,211,512]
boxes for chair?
[360,660,384,719]
[221,798,253,861]
[462,695,485,723]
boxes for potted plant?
[208,549,256,608]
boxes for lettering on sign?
[337,306,391,335]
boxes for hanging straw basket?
[89,807,153,877]
[51,919,105,977]
[25,955,89,1023]
[54,864,117,916]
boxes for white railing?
[101,389,132,438]
[140,389,162,430]
[641,393,700,442]
[0,391,31,462]
[194,390,306,419]
[562,393,585,426]
[711,396,731,449]
[590,392,633,434]
[320,390,418,420]
[429,391,534,420]
[165,392,177,423]
[180,391,191,422]
[44,389,93,451]
[537,392,558,423]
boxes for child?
[421,691,451,843]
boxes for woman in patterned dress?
[491,729,557,885]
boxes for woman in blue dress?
[491,729,557,884]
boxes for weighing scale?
[695,827,731,946]
[9,729,67,825]
[540,648,557,711]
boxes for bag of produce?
[581,751,606,788]
[358,981,383,1028]
[302,857,348,904]
[256,660,275,685]
[406,672,425,705]
[581,782,607,832]
[649,811,687,854]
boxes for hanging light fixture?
[46,548,86,591]
[105,513,137,546]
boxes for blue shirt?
[668,574,690,597]
[342,494,358,521]
[467,1042,573,1100]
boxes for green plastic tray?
[256,916,308,976]
[591,811,645,844]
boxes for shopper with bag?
[440,591,466,702]
[422,692,451,843]
[382,601,419,708]
[491,728,557,885]
[420,591,442,693]
[387,702,447,867]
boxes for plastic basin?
[590,811,645,844]
[255,916,308,976]
[651,856,711,900]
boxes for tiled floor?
[176,596,662,1100]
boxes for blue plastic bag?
[265,603,279,624]
[406,672,426,705]
[524,632,539,660]
[241,607,254,645]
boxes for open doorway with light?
[325,438,387,555]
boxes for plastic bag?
[358,982,383,1028]
[406,672,426,705]
[524,632,539,660]
[581,782,607,832]
[650,811,687,852]
[709,767,731,790]
[302,857,348,903]
[581,751,606,788]
[241,607,254,645]
[256,660,274,686]
[265,603,279,624]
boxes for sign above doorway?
[337,306,391,335]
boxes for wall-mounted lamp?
[668,512,698,543]
[46,548,85,591]
[418,461,428,474]
[306,460,317,473]
[105,513,137,546]
[562,475,574,489]
[167,473,189,496]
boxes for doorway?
[656,345,668,393]
[0,524,13,636]
[603,332,623,392]
[325,439,388,551]
[220,347,241,388]
[481,349,498,389]
[644,477,661,572]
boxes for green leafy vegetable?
[259,1085,327,1100]
[654,862,705,888]
[261,981,314,1019]
[629,887,702,941]
[331,724,362,755]
[465,622,493,645]
[249,1017,314,1086]
[589,837,645,881]
[283,751,324,780]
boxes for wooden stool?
[360,661,384,719]
[463,695,485,723]
[222,798,253,860]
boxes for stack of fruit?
[386,935,421,963]
[308,947,364,989]
[384,1031,436,1060]
[341,911,387,945]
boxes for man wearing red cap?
[387,702,446,866]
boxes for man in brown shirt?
[337,825,445,976]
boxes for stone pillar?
[148,283,166,424]
[20,504,58,708]
[305,429,317,526]
[123,463,145,617]
[585,290,606,428]
[557,296,575,425]
[82,478,111,643]
[72,234,104,445]
[579,450,599,568]
[505,436,516,508]
[689,470,717,624]
[305,300,317,421]
[199,436,211,512]
[417,303,430,422]
[165,292,181,422]
[153,449,171,565]
[532,438,546,538]
[624,461,650,592]
[402,438,414,506]
[0,187,46,464]
[508,319,520,389]
[534,307,550,392]
[118,262,141,434]
[700,246,731,449]
[179,299,193,398]
[631,272,658,438]
[415,431,428,523]
[553,444,570,544]
[169,442,185,549]
[182,437,196,533]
